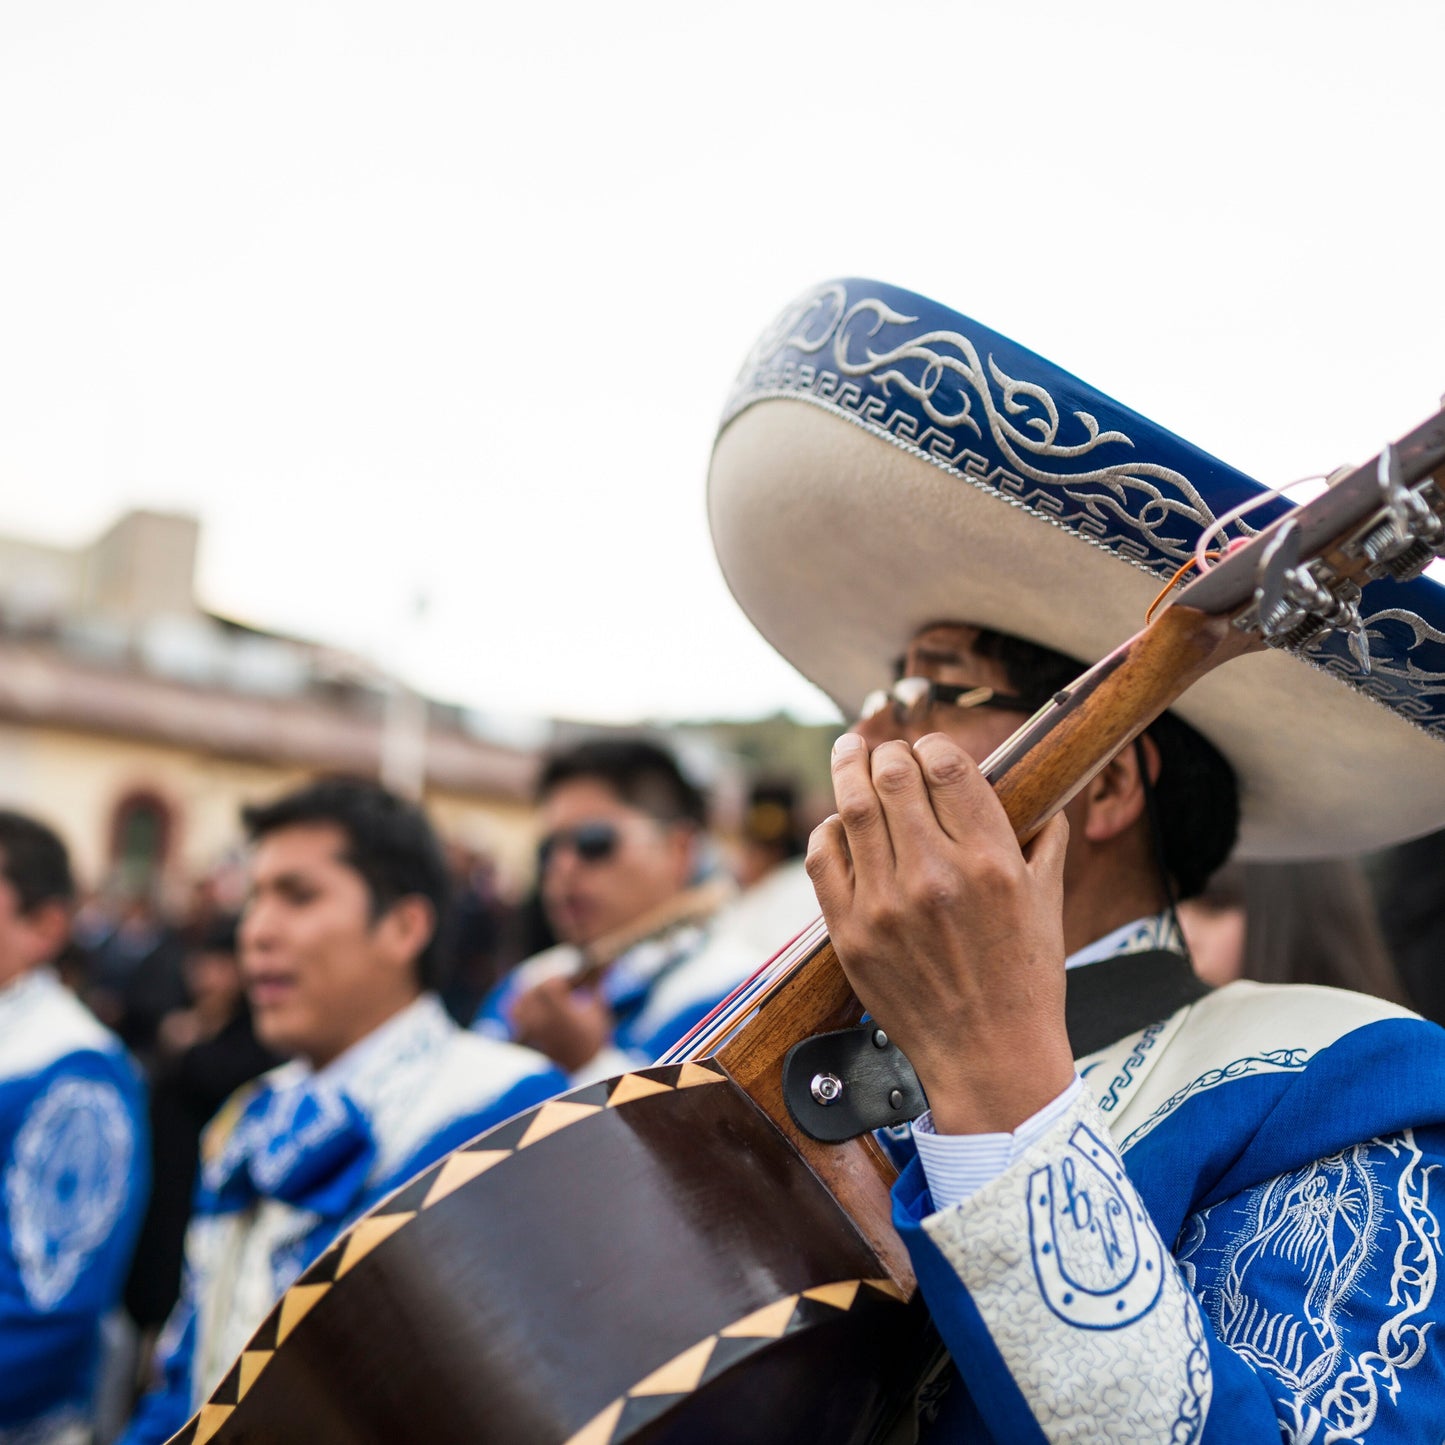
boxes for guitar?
[169,407,1445,1445]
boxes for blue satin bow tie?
[204,1076,377,1220]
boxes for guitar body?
[174,1059,935,1445]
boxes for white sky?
[1,0,1442,725]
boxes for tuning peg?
[1253,519,1303,635]
[1350,442,1444,582]
[1247,517,1373,660]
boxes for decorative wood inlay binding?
[421,1148,510,1207]
[190,1403,235,1445]
[276,1282,330,1344]
[606,1072,674,1106]
[560,1279,910,1445]
[719,1297,797,1338]
[236,1350,271,1400]
[518,1099,604,1148]
[336,1212,416,1277]
[676,1061,725,1088]
[632,1339,717,1396]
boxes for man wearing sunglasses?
[708,278,1445,1443]
[475,738,732,1080]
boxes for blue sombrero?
[708,278,1445,859]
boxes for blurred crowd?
[0,741,821,1444]
[60,843,545,1078]
[2,733,1443,1444]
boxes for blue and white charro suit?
[0,968,147,1445]
[120,994,564,1445]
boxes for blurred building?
[0,510,540,900]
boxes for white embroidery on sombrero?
[1345,607,1445,710]
[726,283,1225,569]
[725,283,1445,740]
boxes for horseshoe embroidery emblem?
[1027,1123,1165,1329]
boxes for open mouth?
[246,973,297,1008]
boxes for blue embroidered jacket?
[897,982,1445,1442]
[120,994,564,1445]
[0,969,148,1445]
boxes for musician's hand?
[510,976,614,1072]
[805,731,1075,1136]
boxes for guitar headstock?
[1174,406,1445,670]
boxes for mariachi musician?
[706,278,1445,1441]
[476,736,820,1084]
[473,737,737,1081]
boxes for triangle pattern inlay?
[864,1277,908,1302]
[237,1350,272,1400]
[277,1282,330,1343]
[518,1100,603,1148]
[630,1337,717,1397]
[804,1280,862,1310]
[675,1062,723,1089]
[607,1073,674,1107]
[336,1212,416,1278]
[192,1404,235,1445]
[719,1295,798,1339]
[423,1150,510,1208]
[562,1397,626,1445]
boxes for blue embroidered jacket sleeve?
[0,1049,148,1433]
[896,1015,1445,1443]
[897,1088,1220,1444]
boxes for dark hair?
[969,628,1239,901]
[242,777,452,990]
[1194,859,1411,1005]
[1366,827,1445,1024]
[196,913,240,957]
[537,739,707,828]
[0,810,75,915]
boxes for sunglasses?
[858,677,1033,725]
[536,820,623,871]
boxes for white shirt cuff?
[912,1075,1084,1210]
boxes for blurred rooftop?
[0,508,539,798]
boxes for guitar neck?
[696,603,1259,1288]
[984,604,1260,838]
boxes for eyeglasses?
[857,677,1033,726]
[536,821,622,871]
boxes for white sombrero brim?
[710,396,1445,859]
